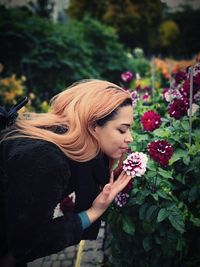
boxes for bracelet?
[78,211,92,230]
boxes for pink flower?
[148,140,174,167]
[141,110,161,132]
[142,92,150,102]
[168,98,189,119]
[123,152,148,177]
[121,71,134,82]
[163,88,182,102]
[130,91,139,107]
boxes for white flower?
[123,152,148,177]
[164,89,182,102]
[187,103,199,116]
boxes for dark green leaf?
[143,236,152,251]
[157,208,169,222]
[122,216,135,236]
[145,205,158,222]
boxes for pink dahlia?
[122,152,148,177]
[121,71,134,82]
[148,140,173,167]
[141,110,161,132]
[168,98,189,119]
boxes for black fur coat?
[0,137,110,264]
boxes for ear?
[89,122,99,138]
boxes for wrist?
[86,206,105,223]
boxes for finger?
[114,170,129,185]
[109,171,114,184]
[118,175,132,191]
[101,184,112,200]
[113,174,132,193]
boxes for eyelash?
[118,129,126,134]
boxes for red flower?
[168,98,189,119]
[141,110,161,132]
[148,140,174,167]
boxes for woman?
[0,79,133,267]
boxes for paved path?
[28,222,105,267]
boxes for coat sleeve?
[3,139,83,263]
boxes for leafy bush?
[105,61,200,267]
[0,6,132,101]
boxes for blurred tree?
[158,20,180,55]
[169,4,200,57]
[67,0,165,54]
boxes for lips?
[119,147,128,152]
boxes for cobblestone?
[27,221,105,267]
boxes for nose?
[124,129,133,143]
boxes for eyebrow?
[120,123,131,127]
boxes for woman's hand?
[86,171,132,223]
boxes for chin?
[110,153,123,160]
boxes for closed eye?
[118,129,126,134]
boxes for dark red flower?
[181,73,200,97]
[121,71,134,82]
[141,110,161,132]
[148,140,174,167]
[168,98,189,119]
[174,71,186,84]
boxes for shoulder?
[1,137,69,170]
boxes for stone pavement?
[27,222,105,267]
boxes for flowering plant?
[105,59,200,267]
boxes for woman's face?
[94,105,134,159]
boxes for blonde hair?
[3,79,132,162]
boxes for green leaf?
[145,205,158,222]
[157,208,169,222]
[122,216,135,236]
[181,120,189,131]
[158,168,173,178]
[146,171,157,178]
[183,155,190,165]
[136,134,149,142]
[188,187,199,203]
[143,236,152,252]
[190,214,200,227]
[147,159,157,171]
[153,128,171,138]
[168,149,186,165]
[157,190,171,200]
[152,193,159,201]
[168,214,185,233]
[139,202,149,220]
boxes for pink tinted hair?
[4,79,132,162]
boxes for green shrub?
[0,6,132,101]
